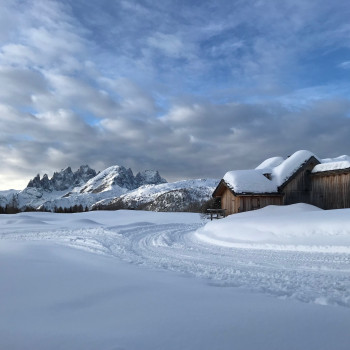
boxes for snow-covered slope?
[78,166,136,193]
[93,178,219,212]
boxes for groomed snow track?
[4,219,349,307]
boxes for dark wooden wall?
[281,159,317,205]
[310,172,350,209]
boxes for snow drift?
[196,204,350,253]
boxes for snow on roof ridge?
[271,150,318,187]
[312,160,350,173]
[255,156,284,171]
[320,155,350,163]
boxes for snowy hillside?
[93,178,219,212]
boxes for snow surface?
[271,150,317,186]
[196,203,350,253]
[321,155,350,163]
[312,160,350,173]
[1,208,350,348]
[223,170,278,193]
[255,156,284,170]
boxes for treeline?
[53,204,89,213]
[0,205,20,214]
[92,197,221,214]
[1,198,221,214]
[0,204,89,214]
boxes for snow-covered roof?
[222,150,318,194]
[223,170,278,194]
[312,161,350,173]
[271,150,318,186]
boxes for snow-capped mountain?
[77,166,166,194]
[0,163,217,213]
[92,178,219,212]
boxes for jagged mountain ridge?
[28,165,97,192]
[77,167,167,194]
[3,165,169,210]
[1,164,218,213]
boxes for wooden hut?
[213,177,283,215]
[213,150,322,215]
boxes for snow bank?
[196,204,350,253]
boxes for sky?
[1,0,350,190]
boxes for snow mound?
[196,204,350,253]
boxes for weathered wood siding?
[239,196,282,212]
[310,172,350,209]
[221,188,238,214]
[282,159,317,205]
[221,189,282,215]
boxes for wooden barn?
[310,161,350,209]
[213,150,350,215]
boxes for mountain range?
[0,165,218,213]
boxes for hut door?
[231,198,236,213]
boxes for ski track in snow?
[1,221,350,307]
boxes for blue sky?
[1,0,350,189]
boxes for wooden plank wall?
[239,196,282,212]
[221,188,236,214]
[221,190,282,215]
[282,162,315,205]
[310,173,350,209]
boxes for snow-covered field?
[1,206,350,349]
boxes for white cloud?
[148,33,186,58]
[339,61,350,69]
[1,0,350,190]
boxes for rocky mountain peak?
[27,165,97,192]
[135,170,167,186]
[79,166,167,194]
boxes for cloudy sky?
[1,0,350,190]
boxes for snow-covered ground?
[1,207,350,349]
[196,204,350,253]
